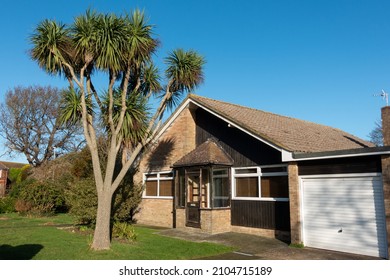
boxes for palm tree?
[30,9,205,250]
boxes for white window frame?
[143,171,174,199]
[232,164,289,201]
[211,168,230,208]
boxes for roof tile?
[189,94,374,153]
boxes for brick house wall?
[381,155,390,258]
[0,169,9,197]
[134,105,196,227]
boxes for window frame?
[232,165,289,201]
[211,167,230,208]
[143,171,174,199]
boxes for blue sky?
[1,0,389,163]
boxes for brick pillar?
[382,106,390,146]
[288,162,301,244]
[381,155,390,259]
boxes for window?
[261,176,289,198]
[211,168,230,208]
[233,165,288,200]
[144,171,174,198]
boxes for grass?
[0,213,233,260]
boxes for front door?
[186,171,201,227]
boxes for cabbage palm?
[30,9,205,250]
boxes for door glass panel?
[187,172,200,203]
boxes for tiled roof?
[0,161,27,169]
[173,138,234,167]
[189,94,374,153]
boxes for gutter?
[289,146,390,161]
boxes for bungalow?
[134,94,390,259]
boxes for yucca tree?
[30,9,205,250]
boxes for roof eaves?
[292,146,390,161]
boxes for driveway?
[158,229,381,260]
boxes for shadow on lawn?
[0,244,44,260]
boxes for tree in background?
[30,9,205,250]
[0,85,84,166]
[369,121,383,146]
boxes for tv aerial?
[374,89,389,106]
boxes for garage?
[301,174,388,258]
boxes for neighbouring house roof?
[173,138,234,167]
[0,161,27,169]
[188,94,374,153]
[0,162,8,170]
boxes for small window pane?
[261,166,287,173]
[160,173,173,178]
[213,169,228,176]
[145,174,157,180]
[235,177,259,197]
[261,176,289,198]
[235,168,258,174]
[145,181,158,196]
[159,180,174,196]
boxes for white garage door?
[301,174,388,258]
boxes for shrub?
[13,179,65,215]
[65,178,98,225]
[14,199,32,214]
[112,182,143,223]
[0,197,16,213]
[112,221,137,243]
[66,178,143,225]
[8,178,36,199]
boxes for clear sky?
[1,0,389,163]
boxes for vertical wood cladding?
[231,200,290,230]
[195,108,282,166]
[298,156,382,176]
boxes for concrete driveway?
[158,229,381,260]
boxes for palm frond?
[59,88,93,125]
[30,20,73,76]
[124,9,158,64]
[165,49,205,94]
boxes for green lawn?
[0,213,233,260]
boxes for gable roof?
[173,138,234,167]
[188,94,374,153]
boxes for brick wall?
[382,106,390,146]
[0,169,8,198]
[136,198,174,228]
[134,105,196,227]
[381,155,390,259]
[200,209,231,234]
[288,162,301,244]
[175,208,186,228]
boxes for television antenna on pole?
[374,89,389,106]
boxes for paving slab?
[158,228,381,260]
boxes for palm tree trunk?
[91,189,113,250]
